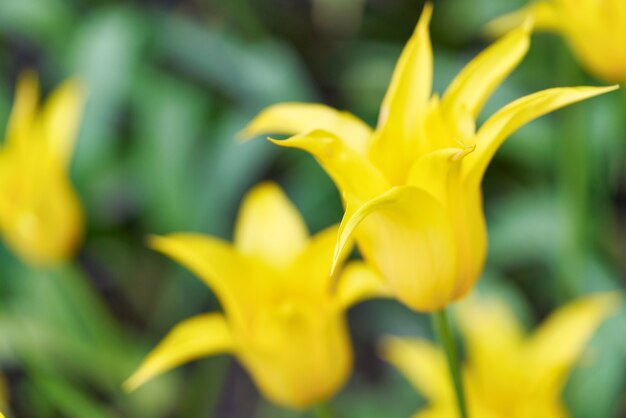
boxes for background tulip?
[126,182,387,409]
[487,0,626,83]
[0,72,84,267]
[381,292,622,418]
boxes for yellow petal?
[40,78,86,167]
[241,102,372,154]
[379,336,453,404]
[270,129,389,202]
[124,313,234,391]
[442,20,531,126]
[240,306,352,408]
[0,156,83,266]
[418,95,462,151]
[288,224,389,307]
[455,296,525,401]
[5,71,39,147]
[234,182,309,269]
[288,224,340,296]
[464,85,619,182]
[377,3,432,130]
[484,2,561,37]
[456,297,525,365]
[525,292,623,394]
[149,234,259,326]
[406,146,485,301]
[411,409,455,418]
[368,3,433,183]
[406,146,474,203]
[333,186,457,312]
[334,261,390,310]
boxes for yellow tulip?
[0,71,85,266]
[486,0,626,83]
[381,292,622,418]
[125,182,387,409]
[243,4,617,312]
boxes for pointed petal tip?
[569,84,620,99]
[61,76,88,96]
[235,128,252,142]
[377,335,398,357]
[267,136,285,146]
[592,290,624,313]
[521,14,534,33]
[121,377,139,393]
[452,144,476,161]
[236,122,270,143]
[237,112,269,142]
[146,234,162,248]
[420,2,434,24]
[147,234,175,254]
[330,248,342,277]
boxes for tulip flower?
[125,182,387,409]
[381,292,622,418]
[486,0,626,83]
[243,4,617,312]
[0,71,85,266]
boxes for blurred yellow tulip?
[243,4,617,312]
[486,0,626,83]
[0,72,85,266]
[381,292,622,418]
[125,182,388,409]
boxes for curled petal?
[464,85,618,183]
[124,313,234,391]
[241,102,372,154]
[333,186,457,312]
[270,129,389,202]
[234,182,309,269]
[407,146,474,203]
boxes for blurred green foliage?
[0,0,624,417]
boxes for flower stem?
[432,308,468,418]
[312,402,335,418]
[555,43,590,300]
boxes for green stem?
[432,308,468,418]
[555,43,589,300]
[312,402,335,418]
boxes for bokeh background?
[0,0,625,417]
